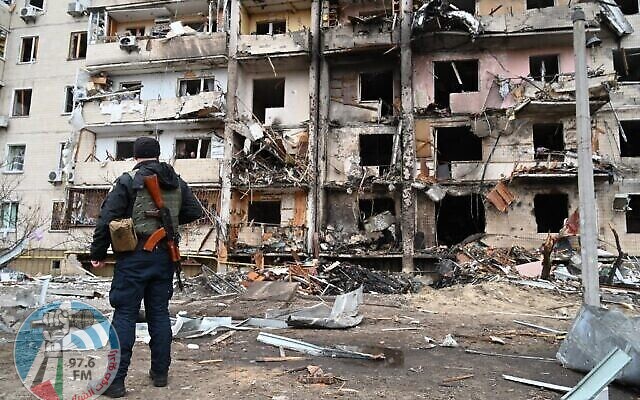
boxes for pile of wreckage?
[232,120,311,187]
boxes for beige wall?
[240,9,311,35]
[0,4,88,249]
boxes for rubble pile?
[317,262,415,295]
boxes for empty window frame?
[613,48,640,82]
[533,123,564,160]
[125,27,145,37]
[529,54,559,82]
[178,77,216,96]
[526,0,554,9]
[50,201,67,231]
[12,89,32,117]
[0,202,18,231]
[359,134,394,174]
[68,31,87,60]
[627,194,640,233]
[0,28,7,59]
[436,194,485,245]
[247,200,281,225]
[175,138,211,159]
[19,36,38,63]
[67,189,108,226]
[120,81,142,91]
[115,141,135,160]
[6,144,25,172]
[57,143,65,169]
[450,0,476,14]
[255,20,286,35]
[620,120,640,157]
[534,193,568,233]
[51,260,61,270]
[27,0,44,9]
[435,126,482,179]
[63,86,75,114]
[252,78,285,123]
[614,0,639,15]
[360,70,394,116]
[433,60,479,108]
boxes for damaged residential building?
[1,0,640,276]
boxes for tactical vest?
[128,170,182,236]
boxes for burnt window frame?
[619,120,640,157]
[626,194,640,233]
[533,123,565,160]
[66,189,109,227]
[247,200,282,225]
[613,48,640,82]
[252,78,286,123]
[526,0,554,9]
[534,193,569,233]
[432,59,480,109]
[529,54,560,83]
[115,141,135,161]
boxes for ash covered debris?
[412,0,483,37]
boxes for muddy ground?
[1,281,638,399]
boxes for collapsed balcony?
[231,121,311,187]
[228,190,308,254]
[321,190,401,255]
[86,0,227,72]
[322,5,399,54]
[80,77,225,132]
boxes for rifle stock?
[143,175,165,209]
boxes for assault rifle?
[142,174,184,290]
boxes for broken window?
[529,54,559,82]
[19,36,38,63]
[192,189,219,225]
[533,123,564,160]
[450,0,476,14]
[248,200,281,225]
[68,31,87,60]
[359,134,394,174]
[27,0,43,9]
[120,81,142,93]
[175,138,211,159]
[252,78,285,123]
[358,198,395,229]
[626,195,640,233]
[613,48,640,82]
[255,20,286,35]
[433,60,478,108]
[436,194,485,245]
[360,70,394,116]
[67,189,108,226]
[0,29,7,59]
[526,0,554,9]
[620,120,640,157]
[178,77,216,96]
[51,260,61,270]
[125,27,145,37]
[435,126,482,179]
[63,86,74,114]
[50,201,67,231]
[0,202,18,231]
[115,141,134,160]
[534,193,568,233]
[6,144,25,172]
[12,89,32,117]
[614,0,639,15]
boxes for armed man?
[90,137,203,398]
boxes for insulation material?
[486,182,516,213]
[415,119,433,158]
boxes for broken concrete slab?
[515,261,543,279]
[363,211,395,233]
[240,281,299,302]
[557,305,640,386]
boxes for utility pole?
[400,0,416,272]
[572,7,600,307]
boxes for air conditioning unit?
[0,116,8,128]
[119,36,139,51]
[66,171,75,183]
[48,170,63,184]
[67,1,87,17]
[20,6,39,22]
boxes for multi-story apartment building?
[1,0,639,277]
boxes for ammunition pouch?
[109,218,138,252]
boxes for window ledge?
[3,170,24,174]
[10,115,30,119]
[16,61,37,65]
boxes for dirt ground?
[1,281,639,399]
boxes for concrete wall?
[237,68,309,126]
[412,46,576,113]
[0,3,89,249]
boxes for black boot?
[102,379,126,398]
[149,369,168,387]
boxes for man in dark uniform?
[90,137,203,398]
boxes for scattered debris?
[284,287,364,329]
[256,332,385,360]
[297,365,339,385]
[465,349,556,362]
[489,336,506,345]
[513,320,567,335]
[440,334,459,348]
[187,344,200,350]
[441,374,474,384]
[503,374,572,393]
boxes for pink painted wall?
[412,47,576,114]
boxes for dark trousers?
[109,249,174,382]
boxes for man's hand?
[91,260,106,269]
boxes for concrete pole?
[220,0,240,254]
[400,0,415,272]
[306,0,320,253]
[317,58,330,242]
[572,7,600,307]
